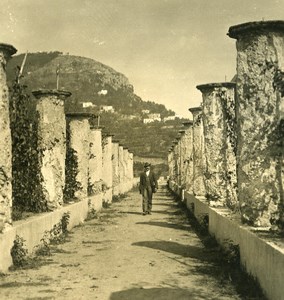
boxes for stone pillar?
[182,121,194,194]
[179,130,186,190]
[118,144,125,194]
[129,151,134,188]
[0,43,17,230]
[123,147,130,191]
[89,126,103,210]
[228,21,284,227]
[172,141,179,185]
[32,90,71,210]
[189,107,206,198]
[65,112,92,200]
[102,134,113,202]
[112,140,120,196]
[197,83,238,208]
[176,137,182,187]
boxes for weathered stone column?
[0,43,17,230]
[179,130,187,190]
[32,90,71,210]
[102,134,113,202]
[172,141,179,185]
[118,144,125,194]
[189,107,206,198]
[196,83,238,208]
[112,140,120,196]
[129,151,134,188]
[123,147,130,191]
[182,121,194,194]
[65,112,92,200]
[89,126,103,210]
[228,21,284,227]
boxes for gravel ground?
[0,183,244,300]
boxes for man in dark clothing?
[139,162,158,215]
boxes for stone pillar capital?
[228,20,284,39]
[66,112,96,120]
[0,43,17,59]
[32,89,71,100]
[196,82,236,92]
[188,106,202,115]
[182,121,193,128]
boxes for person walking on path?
[139,162,158,215]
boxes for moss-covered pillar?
[182,121,194,194]
[196,83,238,208]
[32,90,71,211]
[65,112,92,201]
[179,130,186,190]
[129,151,134,188]
[112,140,120,196]
[189,107,206,198]
[228,21,284,228]
[118,144,125,194]
[123,147,130,191]
[172,141,179,185]
[0,43,17,231]
[102,134,113,202]
[89,126,103,209]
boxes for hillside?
[7,52,187,165]
[7,52,175,117]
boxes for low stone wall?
[171,181,284,300]
[0,198,89,272]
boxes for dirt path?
[0,183,242,300]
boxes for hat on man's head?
[144,162,151,168]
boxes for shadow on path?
[132,240,212,262]
[136,221,191,231]
[109,287,214,300]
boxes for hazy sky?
[1,0,283,116]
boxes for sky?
[0,0,283,117]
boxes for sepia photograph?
[0,1,283,299]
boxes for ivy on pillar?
[0,43,17,231]
[189,107,206,198]
[228,21,284,228]
[32,89,71,211]
[182,121,194,194]
[197,82,238,209]
[65,112,93,201]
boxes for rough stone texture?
[118,145,125,194]
[67,116,90,199]
[229,21,284,227]
[179,132,187,189]
[112,142,120,196]
[102,136,113,202]
[167,151,174,182]
[173,142,179,185]
[189,107,206,197]
[0,44,17,231]
[197,83,237,208]
[129,152,134,183]
[123,149,131,191]
[33,90,71,211]
[183,123,194,194]
[89,128,103,198]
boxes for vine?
[9,72,47,217]
[63,126,82,202]
[217,88,237,156]
[10,235,28,267]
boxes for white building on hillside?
[100,105,114,113]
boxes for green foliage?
[100,112,186,160]
[10,235,28,267]
[34,212,70,256]
[86,208,97,221]
[9,75,47,216]
[63,127,82,202]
